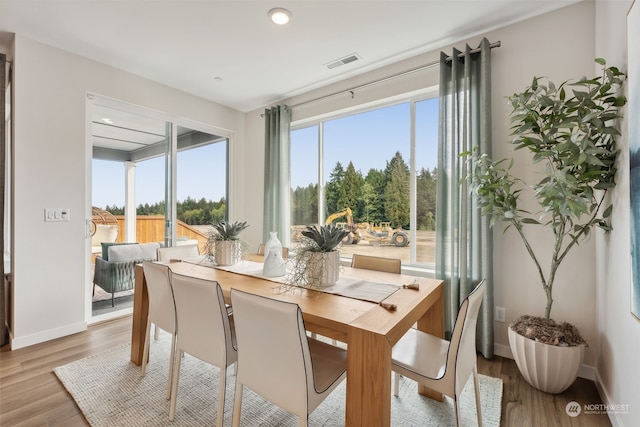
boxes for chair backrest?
[142,262,176,334]
[351,254,401,274]
[170,273,236,367]
[157,244,200,262]
[446,280,486,394]
[230,288,314,415]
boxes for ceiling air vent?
[325,53,361,70]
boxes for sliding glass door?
[88,96,229,320]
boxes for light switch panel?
[44,208,70,222]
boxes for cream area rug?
[54,331,502,427]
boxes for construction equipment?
[324,208,409,247]
[358,221,409,247]
[324,207,361,244]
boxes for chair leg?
[232,382,243,427]
[393,372,400,397]
[216,366,227,427]
[154,324,160,340]
[453,396,461,427]
[111,291,115,307]
[169,344,182,421]
[473,366,483,427]
[167,333,177,400]
[141,316,152,377]
[299,416,308,427]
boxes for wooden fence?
[114,215,209,252]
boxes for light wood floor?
[0,316,611,427]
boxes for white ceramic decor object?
[263,232,286,277]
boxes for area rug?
[54,332,502,426]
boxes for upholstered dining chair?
[168,273,237,426]
[157,243,200,262]
[230,289,347,427]
[350,253,401,274]
[141,262,177,401]
[391,279,487,427]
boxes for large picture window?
[290,96,438,267]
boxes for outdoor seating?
[93,242,160,306]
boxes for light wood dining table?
[130,258,444,427]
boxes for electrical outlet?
[495,306,506,323]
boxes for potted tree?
[205,220,249,266]
[466,59,626,393]
[289,224,349,287]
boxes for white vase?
[215,240,242,266]
[508,325,585,394]
[263,232,286,277]
[304,251,339,287]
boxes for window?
[290,96,438,267]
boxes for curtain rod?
[288,40,500,110]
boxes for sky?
[92,98,439,208]
[92,142,227,208]
[291,98,439,189]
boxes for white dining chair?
[141,262,177,401]
[230,288,347,427]
[157,244,200,262]
[152,244,201,340]
[168,273,237,426]
[392,279,486,427]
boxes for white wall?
[10,35,244,349]
[594,1,639,426]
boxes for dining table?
[130,256,444,427]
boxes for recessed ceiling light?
[268,7,291,25]
[101,118,113,124]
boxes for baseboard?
[493,341,596,381]
[594,370,625,427]
[10,321,87,350]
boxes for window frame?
[290,88,439,270]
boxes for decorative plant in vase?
[465,59,626,393]
[288,224,349,288]
[205,220,249,266]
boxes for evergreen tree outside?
[383,152,410,228]
[325,162,345,217]
[339,162,363,216]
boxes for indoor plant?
[288,224,349,287]
[205,220,249,266]
[466,59,626,393]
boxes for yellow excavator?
[324,208,410,247]
[324,207,361,245]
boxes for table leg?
[346,327,392,427]
[416,285,444,401]
[130,264,149,365]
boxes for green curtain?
[263,105,291,245]
[435,38,494,358]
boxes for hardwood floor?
[0,316,610,426]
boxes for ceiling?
[0,1,580,113]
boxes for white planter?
[304,251,340,287]
[215,240,242,266]
[508,325,585,394]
